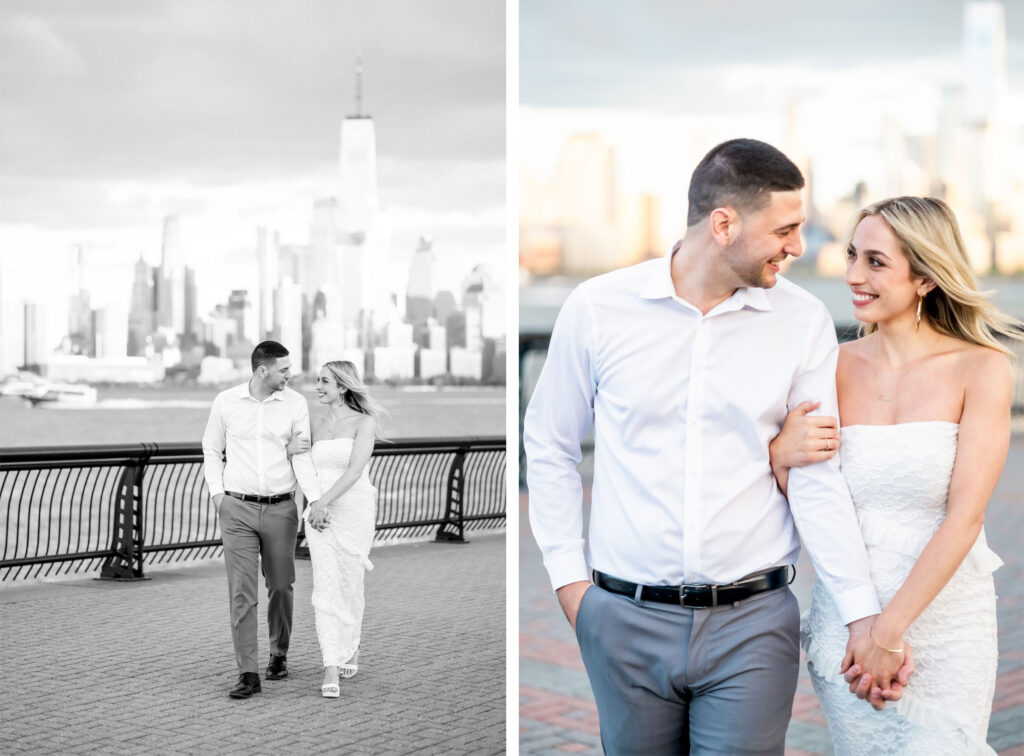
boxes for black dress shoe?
[229,672,262,699]
[266,654,288,680]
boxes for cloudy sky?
[520,0,1024,240]
[521,0,1024,109]
[0,0,504,329]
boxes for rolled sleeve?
[525,286,597,591]
[786,306,881,624]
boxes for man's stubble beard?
[723,235,777,290]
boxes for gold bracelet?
[870,629,904,655]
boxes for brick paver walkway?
[1,533,505,755]
[520,436,1024,755]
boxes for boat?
[0,379,43,397]
[25,383,99,407]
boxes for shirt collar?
[637,245,774,313]
[233,382,287,402]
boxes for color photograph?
[519,1,1024,753]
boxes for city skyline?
[0,0,505,354]
[520,0,1024,277]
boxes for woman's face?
[845,214,924,326]
[314,369,342,405]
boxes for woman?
[289,360,382,698]
[770,196,1017,754]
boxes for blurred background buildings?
[0,0,505,387]
[520,1,1024,313]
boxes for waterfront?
[0,384,505,447]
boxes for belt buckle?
[680,583,715,608]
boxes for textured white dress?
[304,438,377,667]
[801,422,1002,755]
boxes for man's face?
[259,357,292,392]
[721,190,805,289]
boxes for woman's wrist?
[869,621,904,654]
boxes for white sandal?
[321,667,340,698]
[339,651,359,679]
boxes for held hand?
[842,616,884,711]
[878,641,914,702]
[213,493,224,511]
[286,432,311,456]
[307,500,329,531]
[556,580,592,632]
[842,618,905,711]
[769,401,840,470]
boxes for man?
[525,139,907,753]
[202,341,321,699]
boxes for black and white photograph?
[0,1,506,753]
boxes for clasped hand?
[307,500,330,531]
[842,618,915,711]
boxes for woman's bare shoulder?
[957,342,1013,385]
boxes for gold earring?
[915,295,922,331]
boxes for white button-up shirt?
[525,254,880,624]
[202,383,321,502]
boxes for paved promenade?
[520,435,1024,755]
[2,532,504,755]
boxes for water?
[0,384,506,448]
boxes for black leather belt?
[225,491,294,504]
[593,566,791,608]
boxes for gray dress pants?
[575,583,800,755]
[219,496,298,674]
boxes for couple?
[525,139,1015,754]
[202,341,381,700]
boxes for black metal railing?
[0,436,505,582]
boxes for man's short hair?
[251,341,289,372]
[686,139,804,227]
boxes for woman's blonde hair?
[851,196,1022,358]
[322,360,387,435]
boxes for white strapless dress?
[303,438,377,667]
[801,422,1002,755]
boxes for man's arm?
[202,394,228,509]
[289,396,321,503]
[524,285,597,624]
[785,309,880,624]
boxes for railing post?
[435,446,469,543]
[98,446,151,581]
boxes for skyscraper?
[336,55,385,337]
[127,255,154,356]
[964,1,1007,129]
[24,302,47,367]
[338,54,379,240]
[67,245,92,354]
[274,279,303,366]
[157,215,185,333]
[406,236,436,326]
[183,266,198,349]
[257,227,279,341]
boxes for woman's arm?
[844,350,1012,695]
[318,415,377,505]
[768,401,840,497]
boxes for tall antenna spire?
[355,53,363,117]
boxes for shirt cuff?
[544,550,591,593]
[831,585,882,625]
[208,486,225,499]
